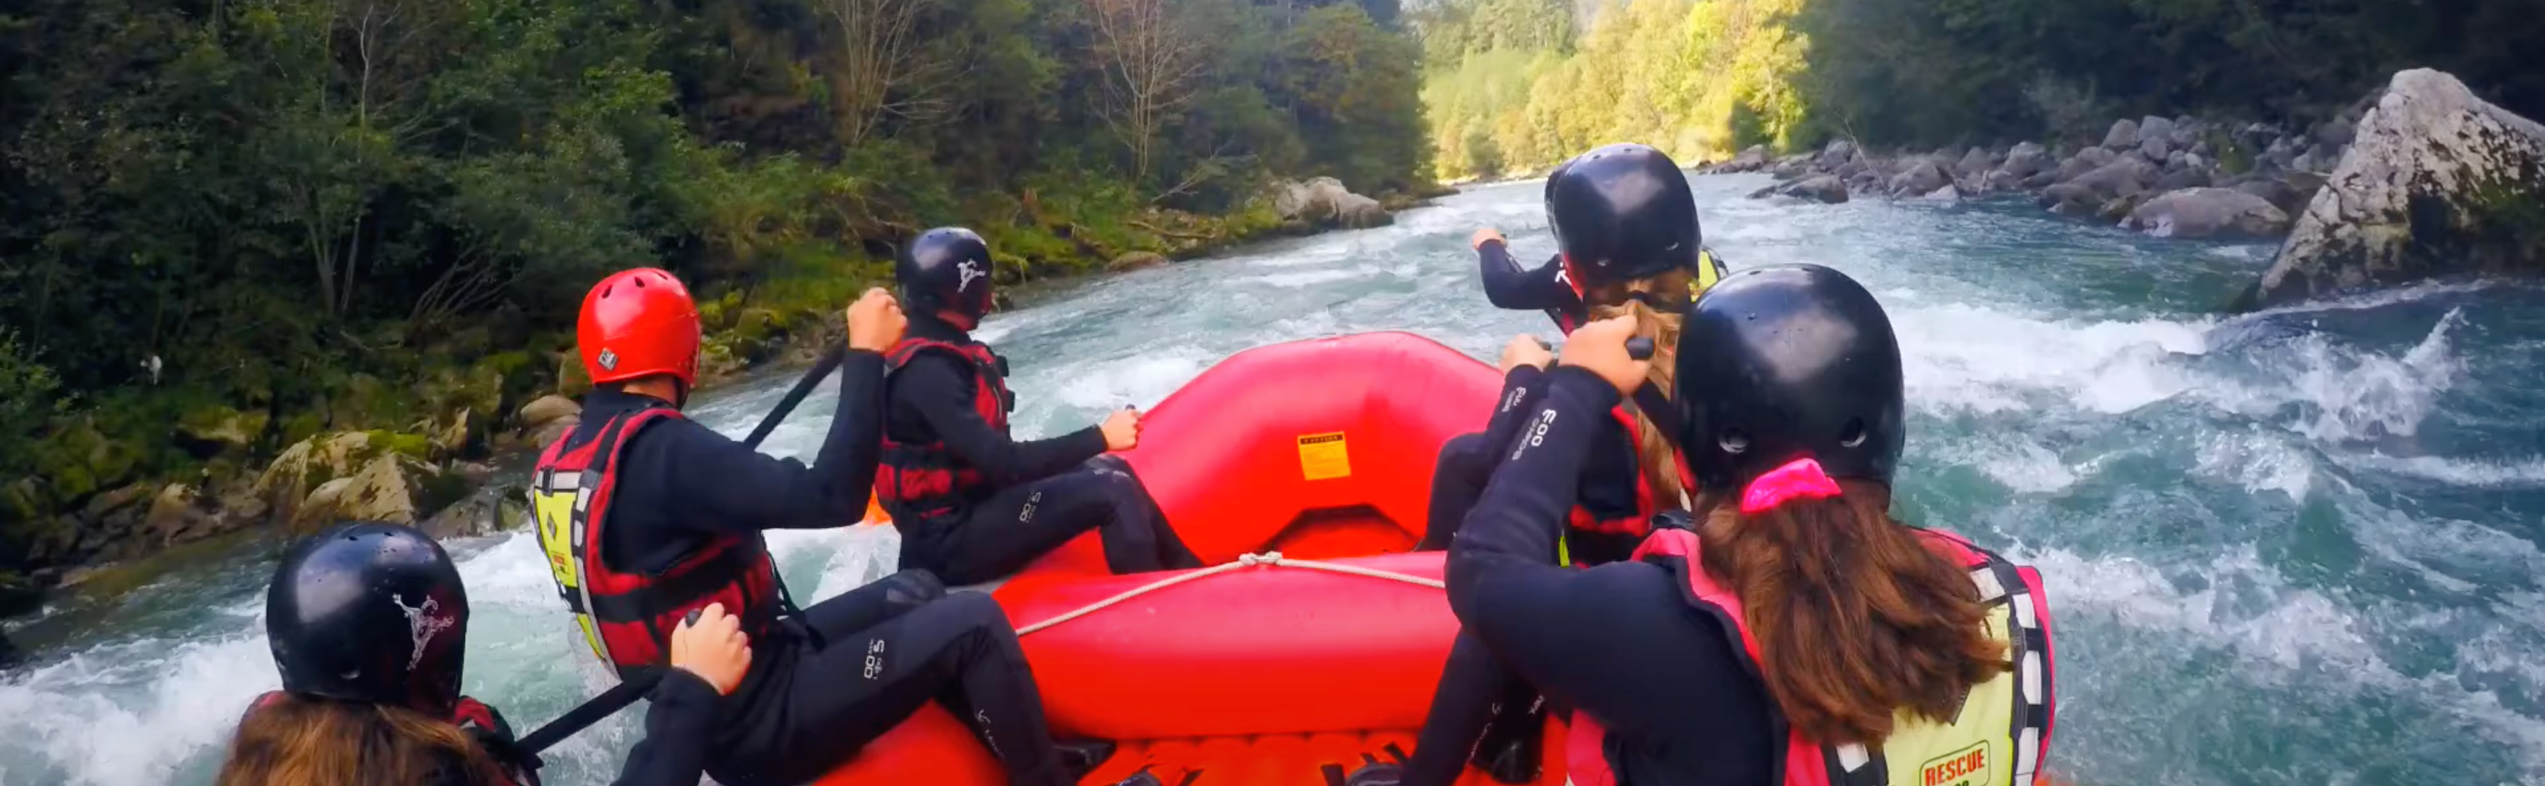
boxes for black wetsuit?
[883,316,1202,585]
[573,368,1073,786]
[597,669,723,786]
[1444,367,1776,786]
[1404,363,1644,786]
[1478,240,1588,332]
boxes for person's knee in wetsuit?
[1404,144,1761,785]
[876,227,1203,586]
[528,268,1102,786]
[228,521,742,786]
[1427,265,2063,786]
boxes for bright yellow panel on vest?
[1918,740,1992,786]
[1879,603,2020,786]
[533,489,581,592]
[1296,432,1352,481]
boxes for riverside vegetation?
[0,0,1435,623]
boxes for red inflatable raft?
[816,331,1573,786]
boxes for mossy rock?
[732,308,783,345]
[362,430,434,461]
[697,299,733,332]
[175,405,271,457]
[278,412,325,447]
[1,478,49,531]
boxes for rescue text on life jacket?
[1566,526,2058,786]
[530,406,784,681]
[875,337,1015,522]
[243,691,542,786]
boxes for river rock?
[2154,168,2213,192]
[1274,177,1390,228]
[1780,175,1850,204]
[175,406,269,458]
[1923,184,1962,202]
[2139,116,2178,158]
[421,482,525,541]
[1954,147,1996,179]
[255,431,434,528]
[2069,157,2158,200]
[2023,169,2061,189]
[2099,193,2154,223]
[289,451,435,530]
[2243,69,2545,310]
[2125,188,2292,239]
[2318,115,2358,147]
[517,395,581,430]
[1999,142,2051,179]
[2104,119,2141,150]
[1889,162,1951,198]
[1771,154,1814,179]
[1106,252,1169,273]
[2041,183,2101,215]
[1981,169,2022,193]
[1707,145,1772,174]
[1816,139,1857,170]
[2235,177,2308,216]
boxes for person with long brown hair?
[1429,264,2061,786]
[219,520,753,786]
[1384,143,1727,786]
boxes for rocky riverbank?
[1724,110,2358,241]
[0,176,1411,648]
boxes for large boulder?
[2124,188,2293,239]
[1779,175,1850,204]
[2040,183,2102,215]
[516,395,581,431]
[1888,162,1952,198]
[254,431,436,529]
[2153,167,2213,192]
[421,482,526,541]
[1998,142,2052,179]
[1815,139,1857,170]
[175,406,269,458]
[2068,157,2160,200]
[1984,169,2025,193]
[1954,147,1997,179]
[1706,145,1773,174]
[2235,177,2309,216]
[2104,119,2141,150]
[1273,177,1391,229]
[2055,147,2120,183]
[2242,69,2545,310]
[2139,116,2178,160]
[1770,154,1814,179]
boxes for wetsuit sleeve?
[1478,242,1581,317]
[897,353,1107,484]
[1445,367,1774,760]
[1479,365,1551,454]
[606,670,723,786]
[632,350,889,533]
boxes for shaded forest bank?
[0,0,1436,614]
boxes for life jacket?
[876,337,1016,521]
[242,691,541,786]
[530,405,784,681]
[1566,526,2057,786]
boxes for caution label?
[1296,432,1352,481]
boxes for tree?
[819,0,967,146]
[1085,0,1210,190]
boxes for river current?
[3,174,2542,786]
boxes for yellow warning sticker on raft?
[1297,432,1352,480]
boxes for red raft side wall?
[1121,331,1503,564]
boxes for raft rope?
[1013,551,1447,637]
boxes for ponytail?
[1694,464,2007,747]
[1585,268,1694,507]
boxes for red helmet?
[577,268,700,389]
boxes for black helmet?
[1545,143,1703,293]
[266,521,469,716]
[1672,264,1905,491]
[897,227,996,322]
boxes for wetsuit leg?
[711,592,1071,786]
[1405,632,1544,786]
[1418,432,1497,551]
[915,460,1202,585]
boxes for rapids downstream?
[3,174,2542,786]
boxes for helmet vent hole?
[1718,429,1750,455]
[1840,418,1868,448]
[602,285,615,299]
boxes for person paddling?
[529,268,1100,786]
[1388,265,2061,786]
[879,227,1204,585]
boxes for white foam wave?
[2331,452,2545,488]
[1888,301,2210,415]
[2193,429,2317,501]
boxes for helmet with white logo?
[265,521,470,716]
[897,227,997,323]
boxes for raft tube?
[820,332,1572,786]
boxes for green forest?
[1414,0,2545,181]
[0,0,1430,589]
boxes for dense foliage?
[1412,0,2545,179]
[0,0,1428,561]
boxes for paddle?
[512,346,849,760]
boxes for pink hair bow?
[1740,458,1843,514]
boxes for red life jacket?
[243,691,540,786]
[877,337,1015,521]
[1564,405,1696,539]
[530,406,783,681]
[1567,526,2058,786]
